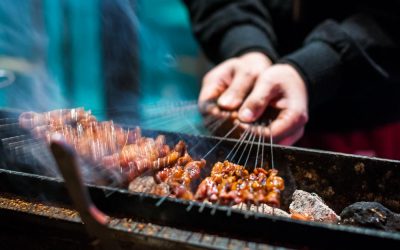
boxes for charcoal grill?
[0,109,399,249]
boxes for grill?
[1,108,399,249]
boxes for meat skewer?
[195,161,284,207]
[19,108,285,208]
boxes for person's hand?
[237,64,308,145]
[198,52,272,119]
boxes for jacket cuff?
[280,41,343,108]
[218,25,279,63]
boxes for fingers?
[266,109,307,143]
[198,59,235,105]
[238,73,279,123]
[278,127,304,146]
[217,68,257,110]
[199,52,272,113]
[237,120,304,146]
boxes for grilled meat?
[19,108,284,208]
[155,159,206,200]
[195,161,284,207]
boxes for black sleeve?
[281,10,400,108]
[182,0,279,63]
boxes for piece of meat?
[154,159,205,200]
[289,190,340,223]
[194,161,284,207]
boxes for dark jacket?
[183,0,400,132]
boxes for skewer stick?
[226,125,251,161]
[237,128,255,165]
[226,201,235,216]
[201,122,240,159]
[243,126,257,168]
[207,116,229,134]
[261,123,266,168]
[155,195,168,207]
[186,201,195,212]
[254,125,262,169]
[244,200,252,219]
[269,120,275,170]
[198,201,207,213]
[210,200,220,215]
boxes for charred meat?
[195,161,284,207]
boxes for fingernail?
[239,108,254,121]
[218,95,233,106]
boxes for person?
[183,0,400,159]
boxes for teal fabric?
[45,0,103,113]
[137,0,203,130]
[65,0,104,112]
[138,0,200,104]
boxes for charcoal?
[340,202,400,232]
[232,203,290,217]
[128,175,170,195]
[289,190,340,223]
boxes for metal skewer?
[269,120,275,170]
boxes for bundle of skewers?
[18,108,285,208]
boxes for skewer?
[201,122,240,159]
[226,201,235,216]
[243,125,258,168]
[140,101,198,117]
[237,128,255,165]
[244,201,252,219]
[207,116,229,135]
[269,120,275,170]
[0,117,18,123]
[186,114,226,155]
[261,123,266,168]
[210,200,220,215]
[198,201,207,213]
[186,201,195,212]
[155,193,169,207]
[203,115,221,129]
[226,125,251,161]
[254,125,262,169]
[0,122,19,129]
[203,115,219,128]
[141,112,185,129]
[254,200,261,218]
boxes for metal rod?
[237,129,255,165]
[201,122,240,159]
[254,125,262,169]
[155,195,168,207]
[226,125,250,161]
[186,201,195,212]
[269,120,275,169]
[228,126,251,162]
[261,123,265,168]
[198,201,207,213]
[244,126,257,168]
[210,201,220,215]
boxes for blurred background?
[0,0,206,132]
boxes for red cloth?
[297,122,400,160]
